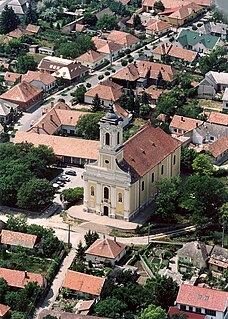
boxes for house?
[75,300,94,315]
[85,238,126,266]
[51,61,89,84]
[25,24,41,34]
[29,102,89,135]
[7,27,33,39]
[62,270,106,299]
[198,71,228,99]
[207,136,228,164]
[176,241,212,271]
[206,111,228,127]
[191,121,228,145]
[0,99,18,124]
[93,38,123,62]
[169,115,203,135]
[142,0,211,12]
[38,47,54,56]
[112,60,176,89]
[209,22,228,40]
[146,20,171,36]
[0,304,10,319]
[95,7,113,19]
[84,80,123,107]
[106,30,140,50]
[14,132,99,166]
[208,245,228,273]
[0,268,46,288]
[151,44,198,64]
[0,229,38,249]
[83,108,181,221]
[22,71,56,93]
[177,30,221,54]
[136,86,167,105]
[38,56,73,74]
[39,309,109,319]
[77,50,105,70]
[0,81,43,111]
[168,306,206,319]
[175,284,228,319]
[4,71,22,86]
[159,2,203,27]
[222,88,228,110]
[0,0,29,16]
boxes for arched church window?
[91,186,95,196]
[104,187,109,199]
[105,133,110,145]
[117,132,120,144]
[118,193,123,203]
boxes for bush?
[86,83,91,88]
[192,25,197,30]
[121,60,128,66]
[197,22,203,27]
[98,74,104,80]
[128,57,133,63]
[105,71,110,76]
[125,48,131,54]
[118,52,125,58]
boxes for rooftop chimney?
[114,236,116,243]
[50,114,53,121]
[42,122,44,129]
[24,271,29,279]
[50,101,54,108]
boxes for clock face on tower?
[106,125,110,130]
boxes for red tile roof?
[0,267,44,288]
[206,112,228,126]
[1,229,37,248]
[176,284,228,312]
[85,238,126,259]
[168,2,203,20]
[26,24,41,33]
[22,71,56,86]
[107,30,139,47]
[208,136,228,158]
[146,20,171,32]
[4,71,22,83]
[75,24,85,32]
[0,304,10,317]
[170,115,203,132]
[123,124,181,177]
[142,0,211,8]
[63,270,105,296]
[85,81,123,101]
[168,307,206,319]
[77,50,104,63]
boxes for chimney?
[50,101,54,108]
[114,236,116,243]
[50,114,53,121]
[181,116,184,122]
[24,271,29,279]
[42,122,44,129]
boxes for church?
[83,105,182,221]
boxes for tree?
[6,214,27,233]
[95,297,128,318]
[140,304,166,319]
[155,177,181,222]
[133,14,141,28]
[192,154,214,176]
[174,71,193,90]
[16,55,37,74]
[181,147,197,171]
[61,187,83,207]
[56,35,95,59]
[199,46,228,74]
[10,312,25,319]
[72,85,86,103]
[76,113,104,140]
[76,241,86,262]
[145,275,178,310]
[0,5,19,34]
[91,94,102,112]
[140,91,152,105]
[170,313,187,319]
[83,12,97,27]
[36,0,62,22]
[84,230,99,248]
[17,177,55,211]
[153,0,165,12]
[24,0,37,24]
[0,278,8,303]
[139,104,150,117]
[42,228,61,257]
[96,14,118,31]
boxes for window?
[197,294,202,300]
[118,193,123,203]
[161,165,164,175]
[117,132,120,145]
[105,160,109,164]
[91,186,94,196]
[142,181,144,191]
[196,308,201,314]
[104,187,109,200]
[180,305,186,311]
[174,128,177,133]
[205,309,216,316]
[151,172,154,183]
[105,133,110,146]
[188,306,193,312]
[173,155,176,165]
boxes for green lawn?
[27,52,46,63]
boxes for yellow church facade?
[83,107,181,221]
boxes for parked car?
[65,170,77,176]
[53,183,60,189]
[60,175,70,182]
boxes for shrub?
[192,25,197,30]
[86,82,91,88]
[121,60,128,66]
[128,57,133,63]
[105,71,110,76]
[197,22,203,27]
[125,48,131,54]
[98,74,104,80]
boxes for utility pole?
[68,223,71,248]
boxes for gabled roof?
[0,267,44,288]
[142,0,211,8]
[206,111,228,126]
[63,270,105,296]
[107,30,139,47]
[77,50,104,63]
[122,124,181,178]
[22,71,56,86]
[176,241,212,262]
[208,136,228,158]
[178,29,220,49]
[168,2,202,20]
[52,62,89,81]
[26,24,41,33]
[1,229,37,248]
[0,99,18,116]
[208,245,228,269]
[0,81,43,103]
[168,45,198,62]
[0,304,10,317]
[38,56,73,72]
[85,81,123,101]
[207,71,228,86]
[97,41,123,54]
[168,307,206,319]
[4,71,22,82]
[170,115,203,132]
[85,238,126,259]
[176,284,228,312]
[146,20,171,31]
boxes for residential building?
[75,300,94,315]
[4,71,22,86]
[176,241,212,271]
[22,71,56,93]
[136,87,168,105]
[151,43,198,63]
[146,20,171,36]
[83,106,181,221]
[209,22,228,40]
[169,115,203,135]
[175,284,228,319]
[198,71,228,99]
[62,270,106,299]
[38,56,73,74]
[142,0,211,12]
[207,136,228,164]
[85,238,126,266]
[93,38,123,62]
[222,88,228,110]
[84,80,123,107]
[0,0,29,15]
[206,111,228,127]
[52,61,89,84]
[77,50,105,70]
[25,24,41,34]
[39,309,109,319]
[0,81,43,111]
[7,27,33,39]
[168,306,206,319]
[208,245,228,273]
[177,30,221,54]
[191,121,228,145]
[0,229,38,249]
[0,268,46,288]
[112,60,176,89]
[14,132,99,166]
[0,304,10,319]
[0,99,18,124]
[106,30,140,50]
[38,47,54,56]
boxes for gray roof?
[96,7,113,19]
[0,99,18,117]
[222,88,228,101]
[194,122,228,140]
[207,71,228,86]
[210,245,228,262]
[210,22,228,35]
[177,241,212,262]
